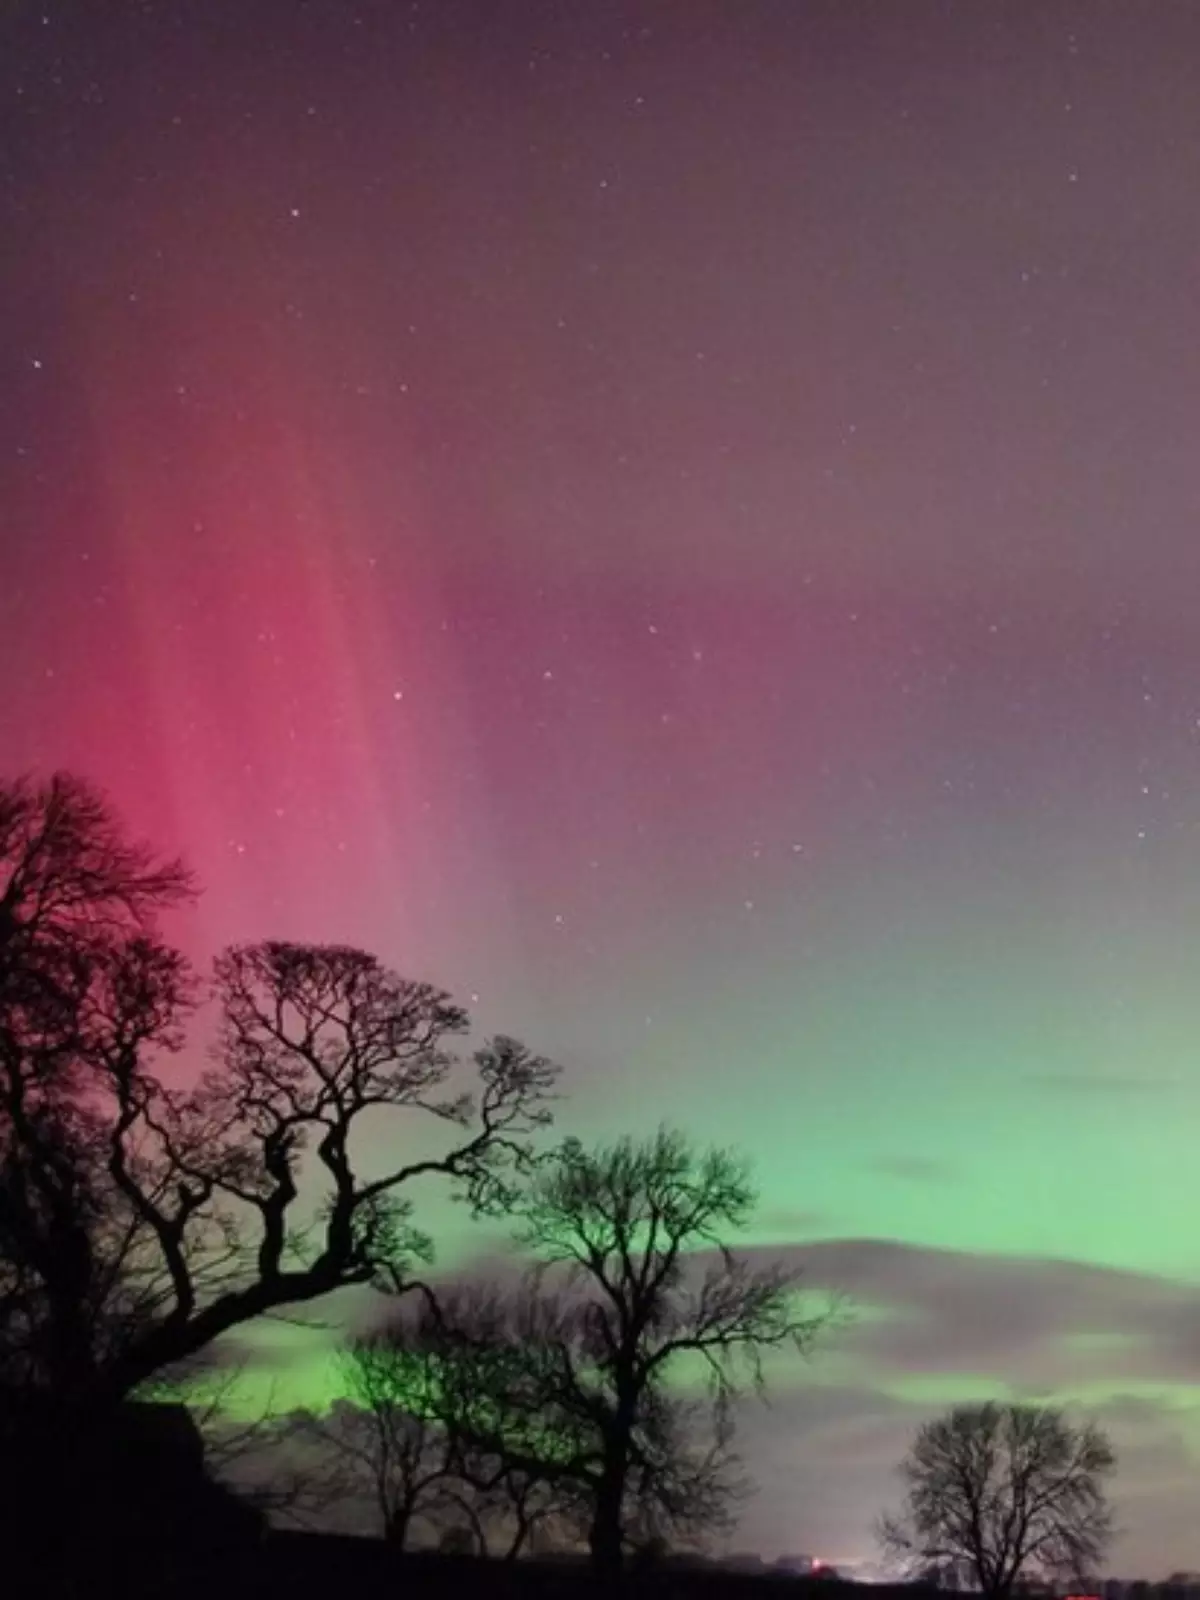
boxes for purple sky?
[4,0,1200,1574]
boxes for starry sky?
[5,0,1200,1575]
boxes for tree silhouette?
[0,772,559,1413]
[385,1129,832,1579]
[879,1402,1116,1597]
[313,1338,473,1549]
[0,771,196,1398]
[511,1127,830,1578]
[329,1288,592,1557]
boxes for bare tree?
[879,1402,1116,1597]
[395,1130,833,1580]
[330,1288,592,1557]
[314,1334,471,1548]
[514,1127,832,1578]
[0,772,559,1413]
[0,772,197,1399]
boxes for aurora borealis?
[5,0,1200,1574]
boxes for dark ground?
[0,1397,941,1600]
[32,1535,947,1600]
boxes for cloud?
[721,1240,1200,1574]
[770,1237,1200,1389]
[208,1234,1200,1573]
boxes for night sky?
[5,0,1200,1574]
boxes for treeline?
[0,775,1120,1593]
[191,1122,828,1568]
[0,773,825,1581]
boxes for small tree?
[321,1334,468,1549]
[338,1285,593,1558]
[879,1402,1115,1597]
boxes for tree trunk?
[588,1467,626,1583]
[504,1506,529,1561]
[462,1498,489,1557]
[384,1507,412,1550]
